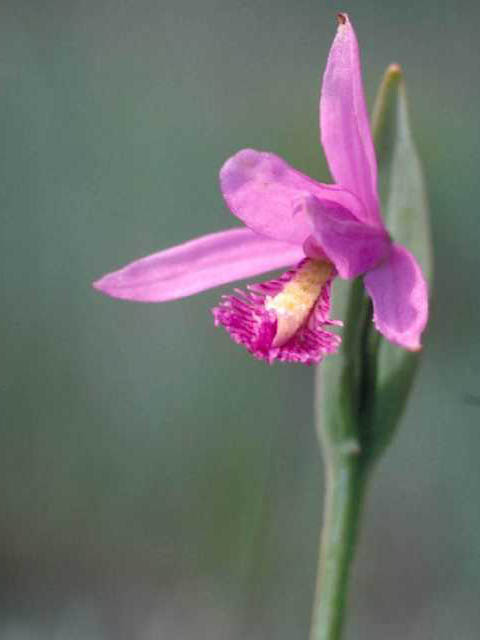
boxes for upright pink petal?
[305,195,391,279]
[320,14,382,227]
[220,148,367,244]
[363,244,428,350]
[93,228,304,302]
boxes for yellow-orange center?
[265,259,333,347]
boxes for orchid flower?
[94,13,428,365]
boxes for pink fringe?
[212,259,341,365]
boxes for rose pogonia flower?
[94,13,428,365]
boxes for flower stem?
[309,454,369,640]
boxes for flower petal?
[220,148,366,244]
[93,228,304,302]
[320,14,382,227]
[213,259,341,364]
[363,244,428,350]
[305,195,391,279]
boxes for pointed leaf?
[368,65,433,458]
[372,64,432,283]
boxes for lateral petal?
[363,244,428,350]
[220,148,366,244]
[93,228,304,302]
[305,195,391,279]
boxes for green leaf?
[316,66,433,464]
[367,64,433,458]
[315,279,366,463]
[316,65,433,464]
[372,64,433,283]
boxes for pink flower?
[94,14,428,365]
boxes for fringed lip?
[213,259,341,364]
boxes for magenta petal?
[213,259,341,364]
[320,14,382,228]
[306,195,391,278]
[363,244,428,350]
[93,228,304,302]
[220,148,367,244]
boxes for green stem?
[309,455,369,640]
[309,280,376,640]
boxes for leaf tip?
[386,63,403,78]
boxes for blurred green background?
[1,0,479,638]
